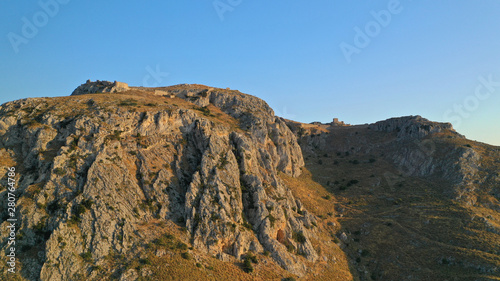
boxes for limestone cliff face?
[0,84,317,280]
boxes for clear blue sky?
[1,0,499,146]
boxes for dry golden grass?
[0,148,16,169]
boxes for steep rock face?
[0,85,316,280]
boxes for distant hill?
[286,115,500,280]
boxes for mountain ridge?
[0,81,498,280]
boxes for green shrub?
[176,242,188,251]
[47,200,62,214]
[68,154,79,169]
[292,231,307,244]
[106,130,122,141]
[76,203,86,214]
[218,153,229,169]
[181,252,191,260]
[81,198,94,209]
[54,168,66,176]
[118,99,137,106]
[80,251,92,262]
[242,215,253,230]
[211,213,221,222]
[268,215,276,227]
[245,252,258,264]
[242,257,253,273]
[242,221,253,230]
[194,106,213,117]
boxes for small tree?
[243,257,253,273]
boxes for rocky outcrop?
[368,115,463,140]
[368,116,485,204]
[0,83,316,280]
[71,80,129,96]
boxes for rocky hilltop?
[0,82,325,281]
[71,80,130,96]
[0,81,499,281]
[367,115,462,140]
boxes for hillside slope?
[286,116,500,280]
